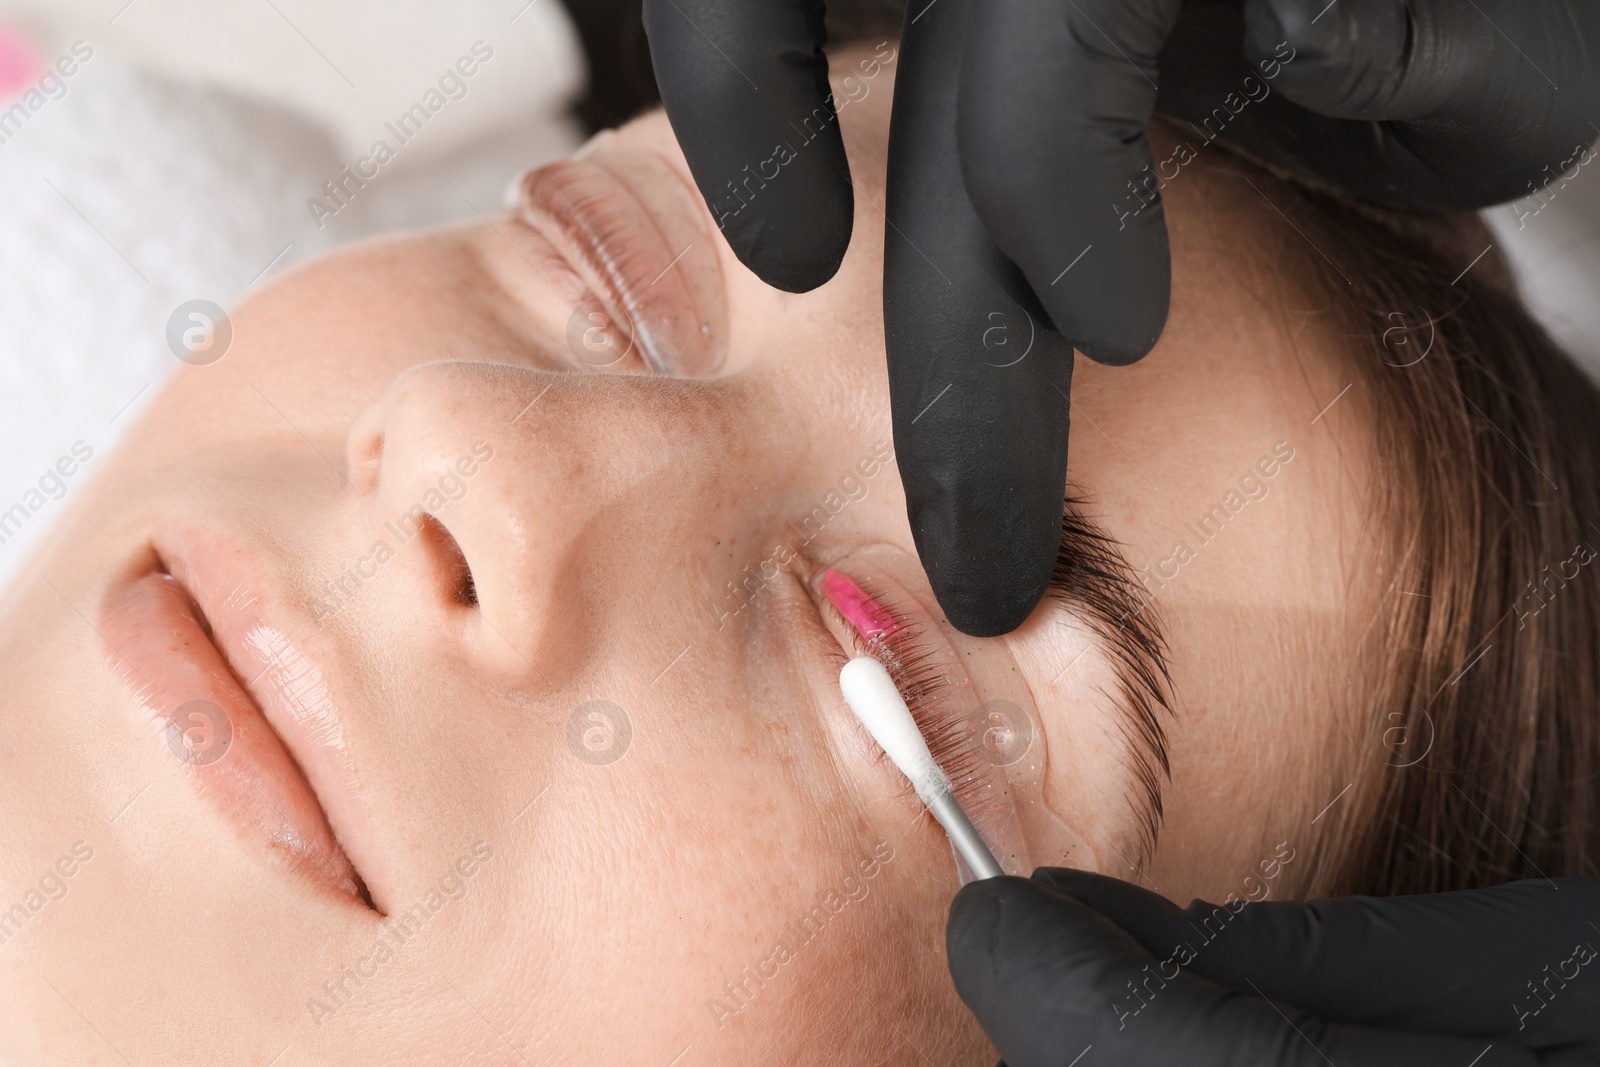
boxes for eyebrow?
[1046,496,1174,869]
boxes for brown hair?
[1044,130,1600,896]
[1243,164,1600,897]
[1032,132,1600,897]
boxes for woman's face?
[0,47,1374,1065]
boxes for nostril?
[418,514,477,607]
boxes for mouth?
[99,527,384,912]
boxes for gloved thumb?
[947,875,1246,1066]
[1030,867,1600,1054]
[947,874,1552,1067]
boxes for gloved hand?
[948,868,1600,1066]
[641,0,1600,637]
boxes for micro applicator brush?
[839,655,1004,881]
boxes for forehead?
[1072,125,1370,550]
[1040,132,1376,875]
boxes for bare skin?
[0,46,1375,1065]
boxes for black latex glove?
[948,868,1600,1066]
[642,0,1600,636]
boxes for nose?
[345,361,799,675]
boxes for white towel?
[0,6,585,589]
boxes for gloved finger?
[641,0,852,292]
[1032,867,1600,1054]
[949,876,1543,1067]
[885,0,1076,637]
[949,875,1288,1067]
[956,0,1181,365]
[1234,0,1600,208]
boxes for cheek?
[480,721,935,1058]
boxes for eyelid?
[469,210,645,375]
[823,576,977,784]
[815,547,1099,873]
[813,561,1035,877]
[505,196,649,375]
[517,154,727,377]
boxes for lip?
[99,527,385,912]
[517,139,729,377]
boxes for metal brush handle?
[927,789,1005,881]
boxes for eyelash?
[819,581,988,797]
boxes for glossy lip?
[99,526,386,912]
[517,141,729,377]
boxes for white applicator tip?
[839,655,950,807]
[839,655,1004,880]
